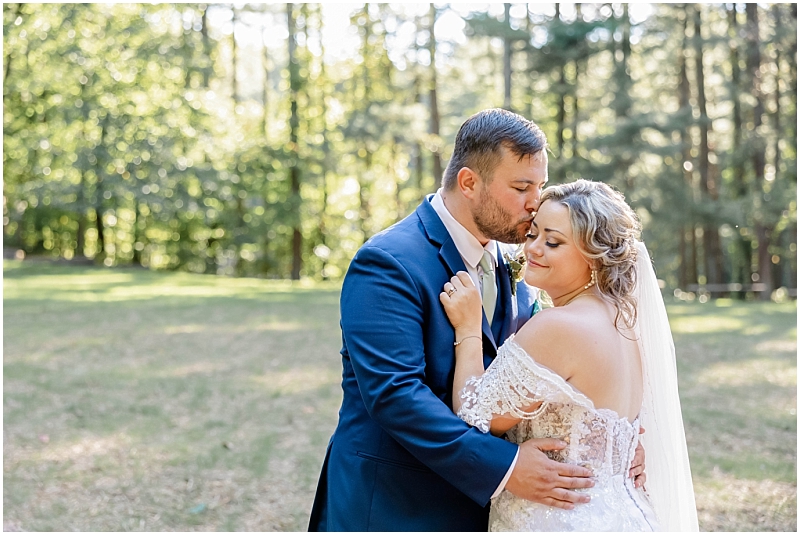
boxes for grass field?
[3,261,796,531]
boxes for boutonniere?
[503,246,526,296]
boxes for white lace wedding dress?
[458,336,660,532]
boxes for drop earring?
[584,269,597,290]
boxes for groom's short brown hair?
[442,108,547,191]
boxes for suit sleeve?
[341,245,518,506]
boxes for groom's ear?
[457,167,479,199]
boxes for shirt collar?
[430,189,498,269]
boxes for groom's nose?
[526,193,541,213]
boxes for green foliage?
[2,3,796,293]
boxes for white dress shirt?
[430,190,518,499]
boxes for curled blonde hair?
[539,179,641,329]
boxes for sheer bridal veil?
[633,241,699,531]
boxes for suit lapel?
[439,236,497,352]
[417,197,497,352]
[495,245,517,346]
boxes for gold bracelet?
[454,335,482,347]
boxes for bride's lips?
[528,259,547,268]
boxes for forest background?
[2,2,797,531]
[2,2,797,298]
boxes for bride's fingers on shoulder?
[455,271,473,287]
[450,272,469,290]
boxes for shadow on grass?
[4,261,344,530]
[4,263,796,531]
[666,300,797,530]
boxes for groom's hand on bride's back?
[505,438,594,509]
[629,426,646,489]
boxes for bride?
[440,180,698,531]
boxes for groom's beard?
[473,186,532,244]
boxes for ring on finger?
[447,287,456,297]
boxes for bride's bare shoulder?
[517,305,589,338]
[514,306,589,378]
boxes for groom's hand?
[505,438,594,509]
[629,426,646,488]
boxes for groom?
[310,109,598,531]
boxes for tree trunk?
[746,4,772,299]
[413,14,426,200]
[727,5,749,297]
[201,6,210,87]
[95,208,105,259]
[391,137,403,222]
[262,33,270,137]
[232,7,239,106]
[76,207,86,257]
[728,7,746,197]
[678,7,696,285]
[359,149,372,242]
[317,4,330,279]
[788,222,797,291]
[428,3,443,185]
[74,169,86,260]
[287,3,302,280]
[772,5,782,177]
[4,3,22,86]
[503,3,513,111]
[571,5,581,162]
[689,227,699,288]
[93,114,111,260]
[790,4,798,154]
[556,67,566,155]
[678,225,688,289]
[525,5,535,120]
[132,201,141,265]
[571,62,581,158]
[554,5,566,155]
[614,4,633,192]
[693,5,723,285]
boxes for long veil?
[633,241,699,531]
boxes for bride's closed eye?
[525,233,560,248]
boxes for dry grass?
[4,261,341,531]
[670,299,797,531]
[3,262,796,531]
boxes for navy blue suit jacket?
[309,197,537,531]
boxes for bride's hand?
[439,271,482,333]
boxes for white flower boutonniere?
[503,246,526,296]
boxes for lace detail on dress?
[457,336,593,434]
[456,335,660,531]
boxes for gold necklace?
[560,289,596,307]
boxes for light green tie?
[479,250,497,326]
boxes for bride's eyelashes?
[525,233,560,248]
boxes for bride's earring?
[584,269,597,290]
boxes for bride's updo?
[539,179,641,329]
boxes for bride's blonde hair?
[539,179,641,329]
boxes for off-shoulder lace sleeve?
[456,336,589,433]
